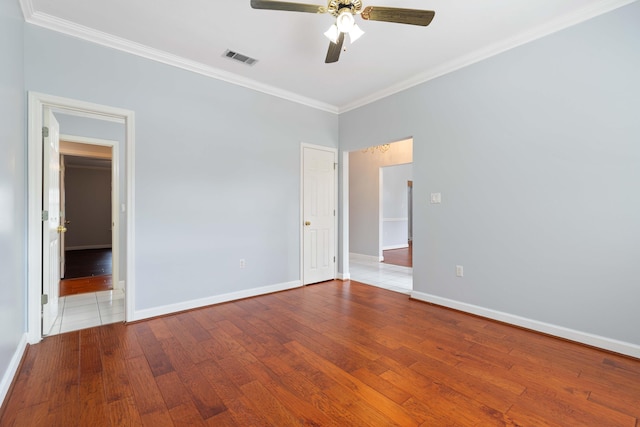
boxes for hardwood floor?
[2,280,639,426]
[60,275,113,297]
[383,243,412,268]
[61,249,113,296]
[64,249,112,279]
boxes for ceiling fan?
[250,0,435,63]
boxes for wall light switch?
[430,193,442,204]
[456,265,464,277]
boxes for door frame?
[60,134,120,291]
[342,139,414,281]
[300,143,338,285]
[27,92,135,344]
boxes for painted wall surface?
[340,3,640,345]
[382,163,413,249]
[64,166,112,250]
[349,140,412,257]
[24,25,339,311]
[0,0,26,405]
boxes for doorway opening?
[345,138,413,294]
[59,138,116,298]
[27,92,135,344]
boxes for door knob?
[305,221,311,226]
[57,226,67,233]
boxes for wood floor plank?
[167,402,207,427]
[277,369,368,426]
[60,274,113,297]
[107,395,143,427]
[3,280,639,426]
[197,359,244,400]
[508,387,636,426]
[162,316,214,364]
[350,367,412,405]
[219,397,276,426]
[154,372,192,410]
[285,340,420,426]
[243,361,339,426]
[133,323,175,377]
[175,365,226,420]
[238,380,301,426]
[125,355,169,416]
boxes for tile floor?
[348,254,413,294]
[48,289,125,335]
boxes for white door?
[302,146,336,285]
[42,108,62,335]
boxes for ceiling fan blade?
[325,32,345,63]
[361,6,435,26]
[250,0,326,14]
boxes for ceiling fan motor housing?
[327,0,363,17]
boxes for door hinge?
[333,256,336,263]
[42,126,49,138]
[333,209,335,216]
[42,210,49,221]
[334,163,337,170]
[41,294,48,305]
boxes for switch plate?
[240,259,246,269]
[430,193,442,204]
[456,265,464,277]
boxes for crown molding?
[339,0,637,113]
[19,0,635,115]
[18,0,34,20]
[19,0,339,114]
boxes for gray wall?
[24,24,339,311]
[0,0,26,405]
[64,165,112,249]
[349,139,412,257]
[382,163,413,249]
[340,2,640,345]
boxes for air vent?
[223,50,258,66]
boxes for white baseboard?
[132,280,302,322]
[337,272,350,281]
[0,333,28,408]
[66,244,112,251]
[382,244,409,250]
[411,291,640,359]
[350,252,382,263]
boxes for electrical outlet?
[456,265,464,277]
[430,192,442,204]
[240,259,246,269]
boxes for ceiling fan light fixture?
[349,23,364,43]
[336,9,355,33]
[324,24,339,44]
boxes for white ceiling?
[21,0,634,113]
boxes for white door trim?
[300,143,338,285]
[339,150,350,280]
[27,92,136,344]
[60,134,121,290]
